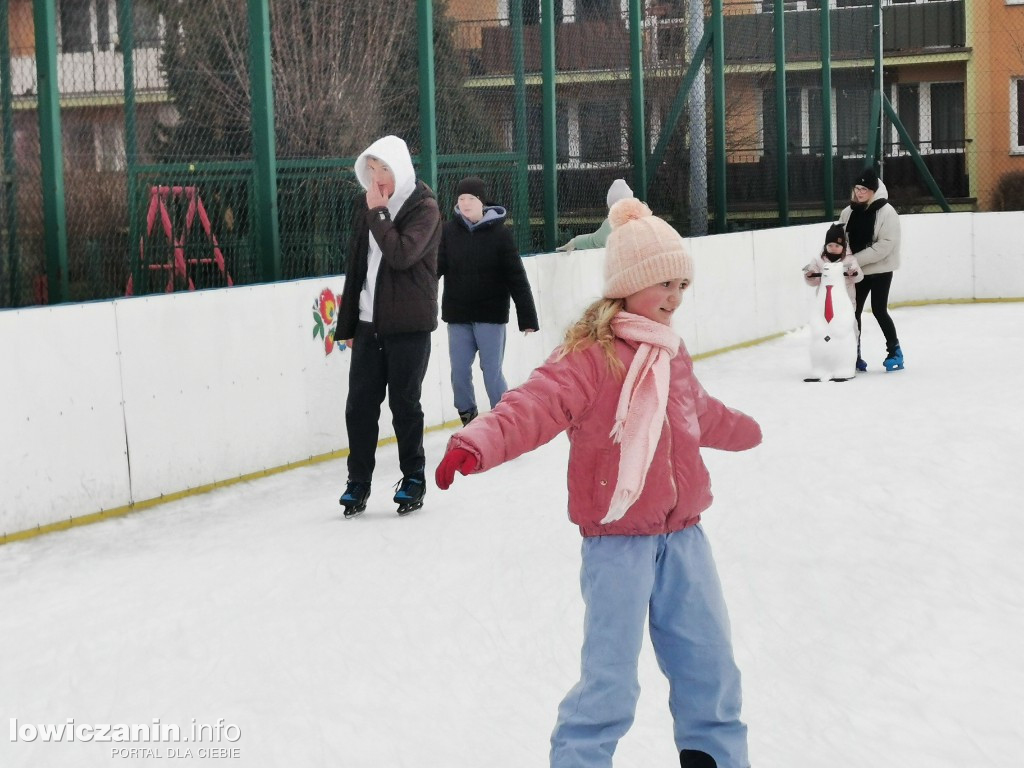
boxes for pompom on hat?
[602,198,692,299]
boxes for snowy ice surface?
[2,303,1022,768]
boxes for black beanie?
[854,167,879,192]
[824,223,846,247]
[455,176,487,202]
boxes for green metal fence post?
[1,0,18,306]
[628,0,647,200]
[33,0,69,303]
[869,0,883,174]
[510,0,530,249]
[540,0,558,251]
[820,2,834,220]
[117,0,141,295]
[773,0,788,225]
[248,0,281,282]
[417,0,438,191]
[710,0,727,233]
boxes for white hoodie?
[353,136,418,323]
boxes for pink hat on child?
[602,199,693,299]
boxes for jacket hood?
[355,135,418,218]
[455,205,507,231]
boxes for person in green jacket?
[556,178,633,252]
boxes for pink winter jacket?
[445,336,762,537]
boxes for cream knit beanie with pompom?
[602,198,693,299]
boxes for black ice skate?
[393,474,425,516]
[458,407,478,426]
[339,480,371,519]
[680,749,717,768]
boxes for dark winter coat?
[437,209,540,331]
[336,180,442,339]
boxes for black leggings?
[854,271,899,353]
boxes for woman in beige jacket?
[839,167,904,372]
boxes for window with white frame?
[522,98,626,167]
[58,0,163,54]
[95,122,126,172]
[890,81,964,154]
[1011,78,1024,154]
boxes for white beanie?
[606,178,634,209]
[603,199,692,299]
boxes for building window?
[890,81,964,154]
[95,122,126,172]
[893,83,920,148]
[762,86,826,155]
[928,82,964,151]
[59,0,162,54]
[1011,78,1024,154]
[578,101,623,162]
[59,0,93,53]
[527,103,570,164]
[836,85,871,156]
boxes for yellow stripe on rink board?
[0,421,463,547]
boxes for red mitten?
[435,448,478,490]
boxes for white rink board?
[116,282,347,501]
[689,231,759,353]
[3,211,1024,535]
[896,213,974,303]
[0,303,130,533]
[973,212,1024,299]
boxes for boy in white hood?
[335,135,442,517]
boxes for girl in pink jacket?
[435,199,761,768]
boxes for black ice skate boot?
[339,480,371,519]
[680,749,717,768]
[458,407,478,426]
[393,473,426,516]
[856,339,867,372]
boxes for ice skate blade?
[342,505,366,520]
[883,363,905,372]
[803,377,822,382]
[396,501,423,517]
[829,377,852,382]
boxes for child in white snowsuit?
[435,198,762,768]
[802,222,863,305]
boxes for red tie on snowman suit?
[824,285,834,323]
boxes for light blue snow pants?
[550,526,749,768]
[447,322,508,412]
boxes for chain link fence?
[2,0,1020,309]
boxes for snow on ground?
[2,303,1022,768]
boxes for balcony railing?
[9,47,166,101]
[724,0,966,63]
[460,0,964,77]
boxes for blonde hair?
[556,297,626,375]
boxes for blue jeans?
[550,526,749,768]
[446,322,508,412]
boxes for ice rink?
[2,302,1022,768]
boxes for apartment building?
[445,0,1024,225]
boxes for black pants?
[345,321,432,482]
[854,271,900,354]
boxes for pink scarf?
[603,312,680,524]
